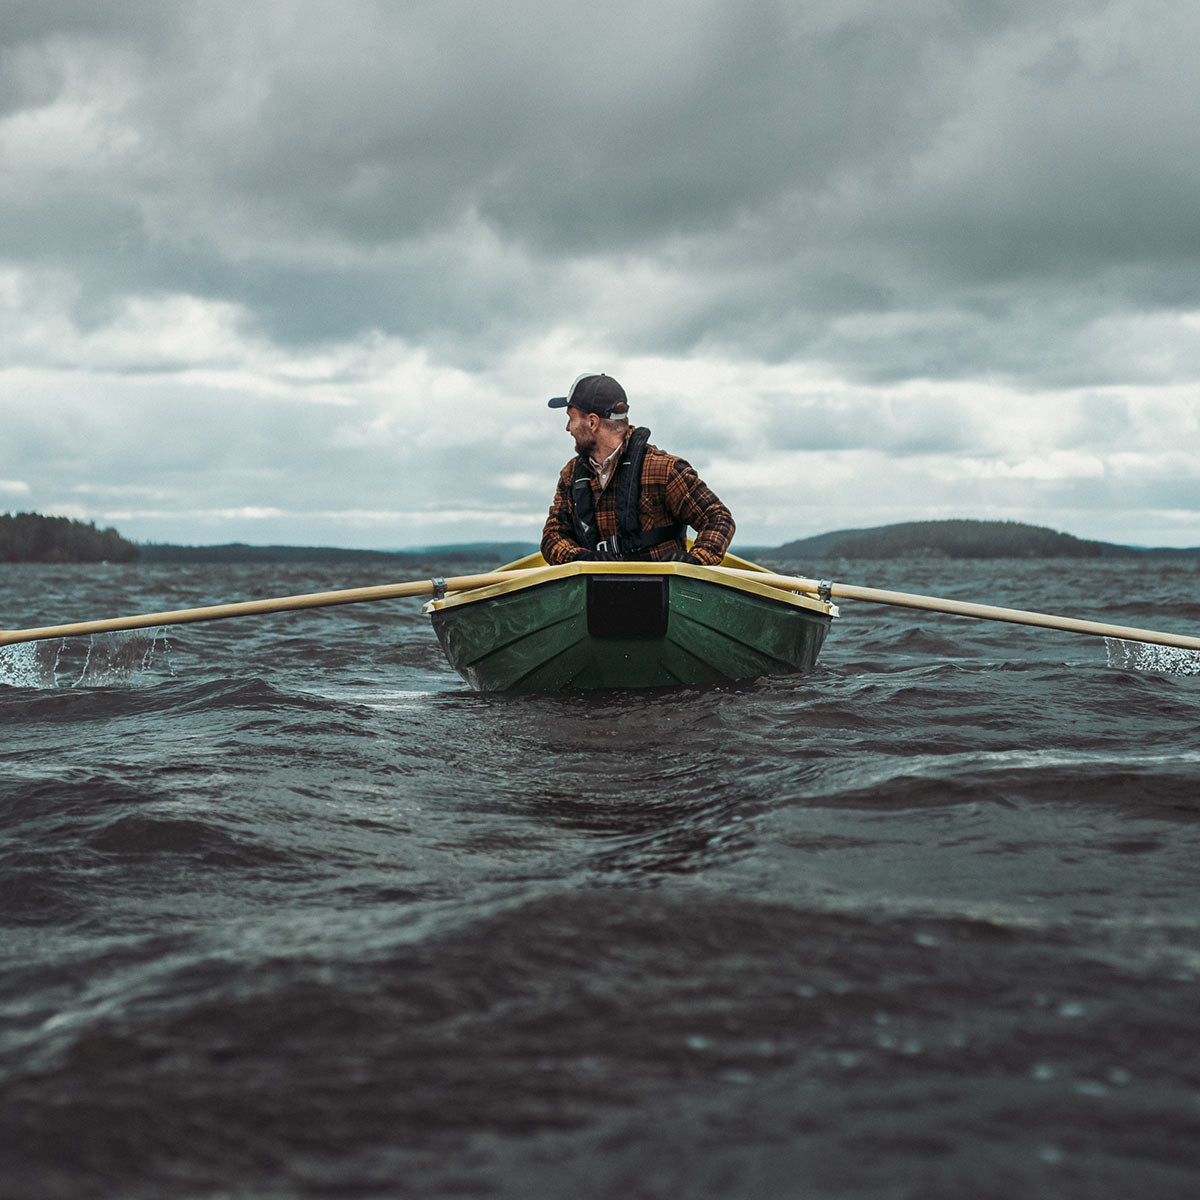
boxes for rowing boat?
[423,552,837,692]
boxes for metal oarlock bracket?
[431,577,447,601]
[818,580,833,604]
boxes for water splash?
[0,639,64,689]
[1105,637,1200,676]
[74,629,174,687]
[0,629,173,689]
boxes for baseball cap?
[548,373,629,418]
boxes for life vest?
[570,427,686,559]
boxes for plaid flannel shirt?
[540,427,735,566]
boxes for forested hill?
[770,519,1199,560]
[1,513,139,563]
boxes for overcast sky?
[2,0,1198,551]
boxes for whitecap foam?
[304,686,434,711]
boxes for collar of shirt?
[588,434,628,489]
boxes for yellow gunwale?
[423,556,836,617]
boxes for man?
[540,373,735,566]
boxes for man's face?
[565,407,599,456]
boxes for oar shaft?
[0,570,527,647]
[717,567,1200,652]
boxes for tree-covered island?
[1,513,139,563]
[770,519,1198,560]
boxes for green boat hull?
[429,569,832,692]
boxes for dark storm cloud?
[6,0,1200,385]
[107,3,946,253]
[0,0,167,54]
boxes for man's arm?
[540,467,589,564]
[665,461,735,566]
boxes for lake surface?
[3,556,1200,1199]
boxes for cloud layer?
[3,0,1199,549]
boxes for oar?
[0,570,537,648]
[715,566,1200,652]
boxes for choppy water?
[3,557,1200,1199]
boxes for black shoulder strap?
[570,459,598,551]
[613,427,651,539]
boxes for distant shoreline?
[4,514,1198,563]
[136,542,541,565]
